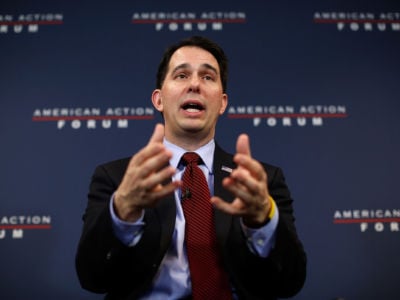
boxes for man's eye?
[203,75,214,81]
[176,73,187,79]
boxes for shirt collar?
[163,138,215,173]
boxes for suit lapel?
[213,143,237,244]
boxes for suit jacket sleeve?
[75,158,172,299]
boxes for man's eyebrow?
[201,63,218,75]
[171,63,218,75]
[171,63,190,74]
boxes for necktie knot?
[182,152,201,166]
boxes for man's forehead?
[169,46,219,70]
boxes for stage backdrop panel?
[1,0,399,299]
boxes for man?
[76,35,307,299]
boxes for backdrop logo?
[0,215,52,239]
[334,209,400,232]
[131,11,246,31]
[314,12,400,32]
[32,107,155,130]
[227,104,347,127]
[0,13,63,34]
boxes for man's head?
[156,36,228,93]
[151,36,229,149]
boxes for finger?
[128,143,169,173]
[149,181,181,203]
[211,196,246,215]
[129,123,168,168]
[140,165,178,192]
[235,134,265,180]
[148,123,165,145]
[232,158,267,182]
[211,196,233,214]
[222,176,253,201]
[223,175,268,212]
[236,133,251,156]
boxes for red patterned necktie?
[181,152,232,299]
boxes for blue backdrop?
[1,1,400,299]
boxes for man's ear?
[151,89,163,112]
[219,93,228,115]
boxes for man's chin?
[180,120,204,131]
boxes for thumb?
[148,123,165,144]
[236,133,252,156]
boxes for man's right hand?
[114,123,181,222]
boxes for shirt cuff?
[109,193,145,247]
[241,197,279,257]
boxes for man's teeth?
[183,103,202,111]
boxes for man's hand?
[211,134,272,228]
[114,124,180,222]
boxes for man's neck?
[165,131,215,152]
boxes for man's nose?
[188,75,200,92]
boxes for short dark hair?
[156,36,228,92]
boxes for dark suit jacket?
[75,143,306,299]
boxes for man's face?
[152,46,228,144]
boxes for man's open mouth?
[182,102,204,112]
